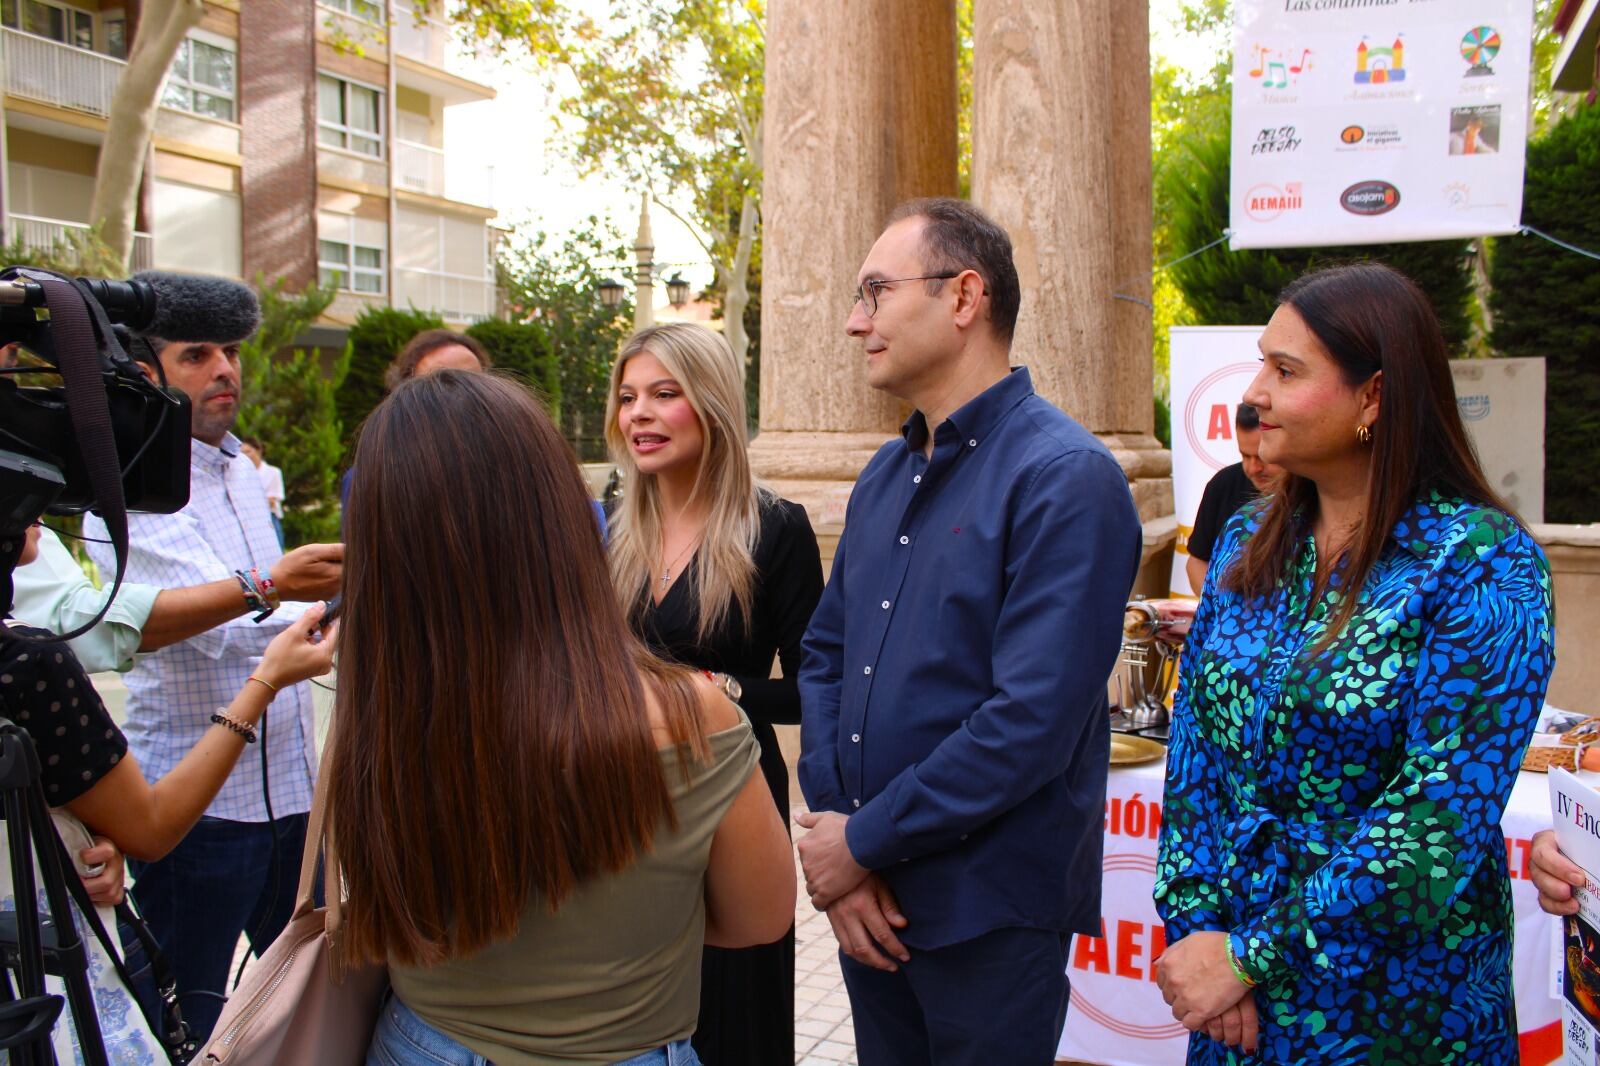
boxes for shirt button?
[851,733,861,743]
[899,535,909,545]
[852,799,861,809]
[863,666,872,676]
[960,834,969,841]
[913,474,922,484]
[968,439,977,447]
[881,600,890,610]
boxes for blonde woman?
[607,323,823,1066]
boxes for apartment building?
[0,0,499,331]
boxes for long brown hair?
[1223,263,1512,643]
[330,371,706,968]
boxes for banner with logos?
[1168,327,1546,595]
[1230,0,1533,249]
[1055,758,1563,1066]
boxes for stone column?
[751,0,959,528]
[971,0,1172,534]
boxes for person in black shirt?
[606,322,824,1066]
[1184,404,1283,593]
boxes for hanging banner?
[1169,328,1548,596]
[1230,0,1533,249]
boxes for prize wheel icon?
[1461,26,1500,76]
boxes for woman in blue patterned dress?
[1153,263,1555,1064]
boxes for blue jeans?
[125,813,309,1044]
[367,995,702,1066]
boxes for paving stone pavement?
[792,807,858,1065]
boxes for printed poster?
[1230,0,1533,249]
[1550,768,1600,1065]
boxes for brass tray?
[1110,734,1166,766]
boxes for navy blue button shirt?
[798,367,1142,948]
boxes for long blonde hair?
[605,323,761,642]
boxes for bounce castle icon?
[1355,36,1406,84]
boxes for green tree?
[1160,120,1476,349]
[465,317,561,414]
[339,306,446,453]
[236,280,349,546]
[1489,101,1600,522]
[498,219,634,461]
[0,227,124,278]
[542,1,763,379]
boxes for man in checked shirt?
[84,333,336,1042]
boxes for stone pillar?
[970,0,1172,533]
[751,0,959,525]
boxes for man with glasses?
[795,198,1142,1065]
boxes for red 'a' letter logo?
[1206,404,1233,441]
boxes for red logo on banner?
[1184,362,1262,472]
[1068,852,1190,1042]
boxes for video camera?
[0,270,192,538]
[0,265,262,634]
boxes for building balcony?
[389,15,494,106]
[5,213,153,272]
[395,139,492,207]
[2,27,123,118]
[395,266,494,324]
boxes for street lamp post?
[633,192,655,329]
[595,195,694,317]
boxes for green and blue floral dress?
[1155,489,1555,1065]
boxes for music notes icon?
[1246,45,1312,89]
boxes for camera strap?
[54,842,197,1064]
[5,269,131,643]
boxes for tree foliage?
[538,1,763,378]
[498,219,634,461]
[236,280,348,546]
[465,317,560,415]
[338,306,446,454]
[1489,101,1600,522]
[0,227,124,278]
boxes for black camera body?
[0,272,192,538]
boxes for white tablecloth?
[1057,757,1564,1065]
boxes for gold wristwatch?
[714,672,743,703]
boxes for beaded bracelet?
[210,711,258,743]
[1225,937,1257,989]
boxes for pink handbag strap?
[293,721,342,928]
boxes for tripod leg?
[5,789,47,1066]
[26,793,108,1066]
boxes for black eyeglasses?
[852,274,961,317]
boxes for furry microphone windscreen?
[131,271,263,344]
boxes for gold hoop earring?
[1356,424,1373,445]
